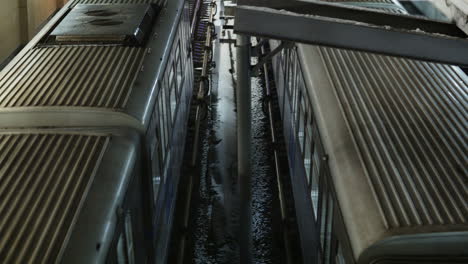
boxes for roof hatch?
[47,4,157,46]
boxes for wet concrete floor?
[190,20,283,264]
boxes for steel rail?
[260,42,295,264]
[177,1,216,263]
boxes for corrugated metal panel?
[0,133,109,263]
[318,46,468,229]
[322,0,394,3]
[0,46,146,108]
[376,7,404,13]
[74,0,160,4]
[320,0,405,13]
[374,8,403,13]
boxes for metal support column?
[236,34,252,264]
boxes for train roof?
[298,42,468,260]
[0,128,140,263]
[0,0,185,131]
[319,0,407,13]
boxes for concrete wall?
[0,1,23,62]
[0,0,68,63]
[27,0,62,38]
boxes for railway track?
[170,1,301,263]
[168,0,217,262]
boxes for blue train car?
[271,1,468,263]
[0,0,194,262]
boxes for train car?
[270,0,468,263]
[0,128,147,263]
[0,0,194,262]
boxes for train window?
[298,76,306,153]
[312,127,321,173]
[319,183,328,249]
[311,169,319,220]
[293,75,302,129]
[170,61,178,123]
[324,193,334,264]
[177,27,183,56]
[300,81,306,116]
[312,154,320,186]
[176,41,183,97]
[295,58,303,99]
[180,22,186,53]
[166,57,177,110]
[159,88,169,158]
[309,122,318,220]
[117,233,127,264]
[293,87,299,129]
[287,50,296,99]
[116,212,136,264]
[285,50,291,96]
[151,133,161,171]
[186,62,193,101]
[311,144,318,171]
[292,83,298,116]
[180,23,186,53]
[185,25,191,57]
[280,48,285,74]
[304,129,312,186]
[336,243,346,264]
[124,212,135,264]
[293,51,299,84]
[277,49,284,92]
[169,62,175,97]
[174,39,180,71]
[274,50,280,82]
[184,23,191,56]
[164,73,172,150]
[306,124,313,184]
[276,57,285,104]
[153,108,164,176]
[306,105,314,133]
[179,38,186,73]
[298,106,305,155]
[179,58,184,95]
[161,87,170,157]
[164,151,172,181]
[153,174,161,205]
[283,54,287,94]
[157,93,165,162]
[170,82,177,124]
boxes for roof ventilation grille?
[47,4,158,46]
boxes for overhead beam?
[234,0,468,67]
[251,41,293,75]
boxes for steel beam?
[251,41,293,75]
[236,34,252,264]
[235,0,468,66]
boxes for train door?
[107,170,149,264]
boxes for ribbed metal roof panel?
[0,133,109,263]
[318,46,468,228]
[74,0,160,4]
[322,0,394,3]
[0,46,146,108]
[320,0,405,13]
